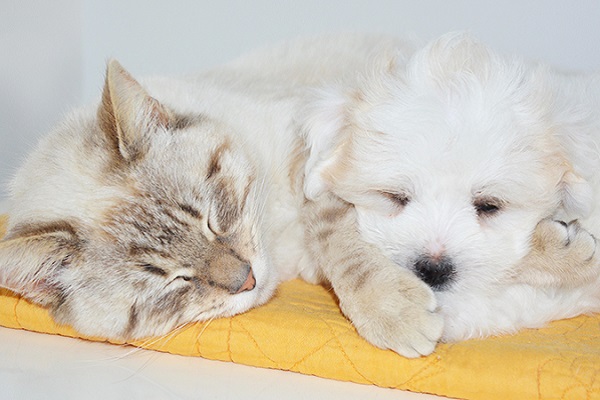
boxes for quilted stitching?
[0,215,599,399]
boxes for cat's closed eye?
[141,263,167,276]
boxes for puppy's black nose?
[413,256,456,291]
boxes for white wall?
[81,0,600,101]
[0,0,82,206]
[2,0,600,204]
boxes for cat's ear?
[0,224,80,307]
[97,59,174,161]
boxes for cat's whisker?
[187,315,216,343]
[128,323,190,353]
[130,316,217,356]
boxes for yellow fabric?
[0,214,599,399]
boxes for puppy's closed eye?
[473,197,504,217]
[350,190,412,216]
[379,191,411,209]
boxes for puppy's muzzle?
[413,255,456,291]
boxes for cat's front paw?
[517,218,599,288]
[342,268,443,358]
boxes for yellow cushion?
[0,214,598,399]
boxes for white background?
[0,1,599,398]
[1,0,600,204]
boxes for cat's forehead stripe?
[9,220,77,240]
[178,203,203,220]
[171,113,208,131]
[161,207,190,228]
[128,244,172,259]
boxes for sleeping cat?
[0,35,594,357]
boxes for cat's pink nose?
[236,269,256,293]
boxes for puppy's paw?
[517,218,599,288]
[342,268,443,358]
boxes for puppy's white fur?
[303,32,600,341]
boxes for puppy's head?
[303,32,592,303]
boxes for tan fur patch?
[240,175,256,212]
[288,135,309,193]
[319,205,350,223]
[212,178,240,234]
[207,141,232,180]
[97,73,120,155]
[513,219,599,288]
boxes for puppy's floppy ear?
[301,87,352,200]
[0,222,80,307]
[559,170,593,219]
[301,49,403,200]
[98,59,175,162]
[550,73,600,219]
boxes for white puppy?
[303,32,600,341]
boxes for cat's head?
[0,60,276,340]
